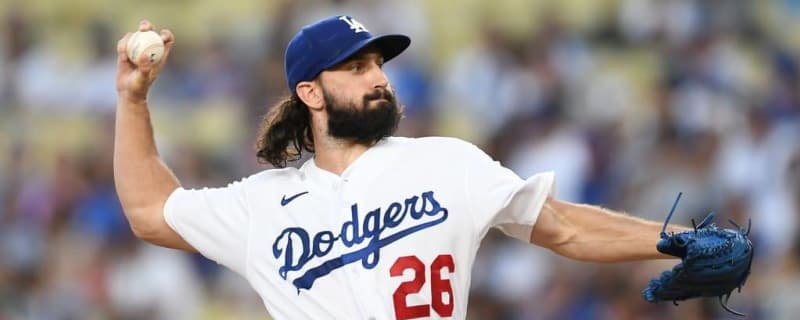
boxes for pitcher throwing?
[113,16,752,319]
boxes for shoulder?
[248,166,302,181]
[226,167,303,189]
[384,136,485,155]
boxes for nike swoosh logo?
[281,191,309,206]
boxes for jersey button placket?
[341,178,376,318]
[315,176,354,318]
[336,176,370,318]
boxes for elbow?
[129,221,157,243]
[545,231,583,260]
[533,222,585,260]
[531,199,579,255]
[534,198,609,262]
[550,242,590,262]
[544,227,577,252]
[548,236,619,263]
[123,205,165,244]
[532,199,624,263]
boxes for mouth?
[366,96,391,105]
[365,89,394,104]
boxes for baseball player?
[115,16,689,320]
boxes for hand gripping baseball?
[116,20,175,103]
[641,193,754,316]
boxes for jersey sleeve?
[163,178,252,276]
[462,143,555,242]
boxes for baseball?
[127,30,165,66]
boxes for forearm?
[114,97,180,236]
[533,199,688,262]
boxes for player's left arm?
[530,197,688,262]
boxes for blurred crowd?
[2,0,800,319]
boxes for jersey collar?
[300,137,392,184]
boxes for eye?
[350,62,363,72]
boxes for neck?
[312,129,372,176]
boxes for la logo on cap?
[339,16,368,33]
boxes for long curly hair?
[255,95,314,168]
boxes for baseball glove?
[641,193,754,316]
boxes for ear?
[296,81,324,111]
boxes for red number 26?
[390,254,455,320]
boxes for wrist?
[118,91,148,105]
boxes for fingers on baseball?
[141,29,173,75]
[117,21,169,78]
[159,29,175,63]
[116,32,134,67]
[138,53,154,73]
[139,20,153,32]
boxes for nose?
[369,64,389,89]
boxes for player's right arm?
[114,20,194,251]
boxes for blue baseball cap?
[285,15,411,93]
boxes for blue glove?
[642,193,754,317]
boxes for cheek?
[341,88,368,105]
[326,82,356,97]
[323,77,371,105]
[343,91,364,107]
[325,88,359,109]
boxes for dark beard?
[324,87,401,145]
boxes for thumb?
[116,32,134,71]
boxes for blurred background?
[1,0,799,319]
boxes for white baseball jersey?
[164,136,554,320]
